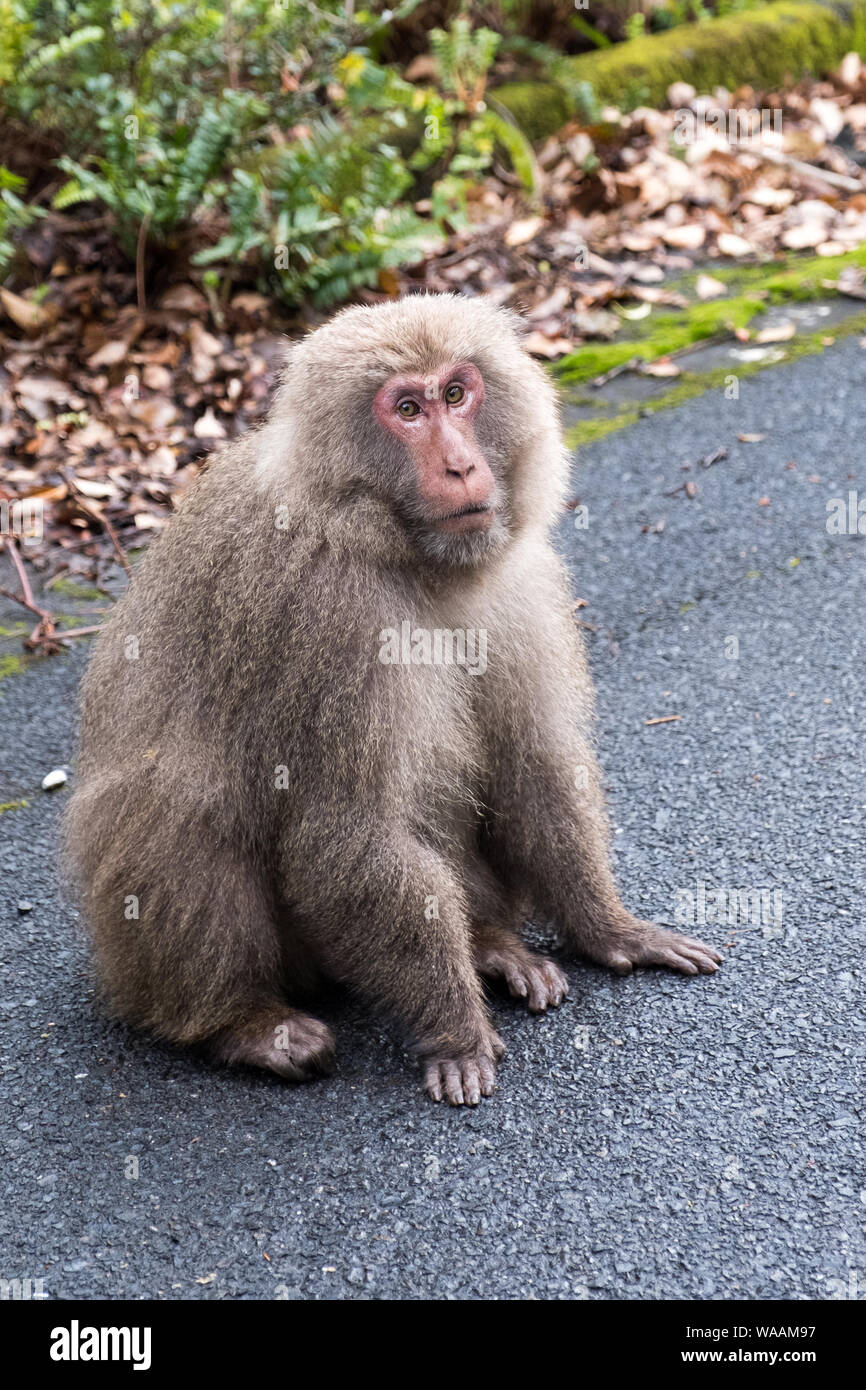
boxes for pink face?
[372,361,496,533]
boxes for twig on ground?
[64,471,131,575]
[728,141,865,193]
[136,212,152,314]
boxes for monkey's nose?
[445,456,476,479]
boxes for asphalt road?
[1,339,864,1301]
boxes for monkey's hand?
[474,938,569,1014]
[421,1026,505,1107]
[592,917,722,977]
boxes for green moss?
[566,407,643,448]
[676,244,866,301]
[558,246,866,386]
[0,798,28,813]
[0,654,26,679]
[564,304,866,448]
[48,578,105,601]
[497,3,866,137]
[54,613,91,629]
[558,294,760,383]
[491,81,572,142]
[0,622,27,637]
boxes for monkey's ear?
[496,303,532,345]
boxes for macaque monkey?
[64,294,721,1106]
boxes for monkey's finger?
[535,962,569,1010]
[424,1062,445,1103]
[549,965,570,1005]
[461,1062,482,1107]
[607,952,635,976]
[660,942,721,973]
[676,936,724,964]
[477,1055,496,1097]
[442,1060,467,1107]
[483,1027,507,1062]
[661,953,700,975]
[503,964,529,1000]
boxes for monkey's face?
[372,361,508,567]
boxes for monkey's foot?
[422,1026,505,1107]
[474,935,569,1013]
[594,918,722,977]
[212,1008,336,1081]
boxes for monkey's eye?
[444,383,465,405]
[397,399,420,419]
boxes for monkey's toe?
[476,942,569,1014]
[423,1050,498,1106]
[213,1010,336,1081]
[601,921,723,977]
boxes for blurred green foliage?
[0,0,770,303]
[0,0,536,304]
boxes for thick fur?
[64,294,719,1096]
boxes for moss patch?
[0,621,27,637]
[565,303,866,448]
[558,294,761,383]
[496,2,866,136]
[47,578,105,601]
[0,653,27,679]
[491,81,572,143]
[557,245,866,386]
[0,798,28,813]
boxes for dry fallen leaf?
[504,216,545,248]
[661,223,706,250]
[161,283,208,313]
[738,433,768,443]
[781,222,826,250]
[744,186,795,211]
[130,399,180,430]
[839,51,863,86]
[717,233,754,258]
[0,287,55,333]
[87,339,129,369]
[524,331,573,359]
[755,322,796,343]
[193,407,227,439]
[642,357,681,377]
[72,476,119,500]
[695,274,727,301]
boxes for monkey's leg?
[463,860,568,1013]
[72,784,335,1079]
[486,731,722,977]
[472,923,569,1014]
[211,1007,335,1081]
[281,827,504,1106]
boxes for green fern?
[431,18,500,107]
[19,24,104,81]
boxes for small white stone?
[41,768,68,790]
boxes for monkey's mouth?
[435,504,496,534]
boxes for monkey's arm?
[481,562,721,976]
[277,820,504,1103]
